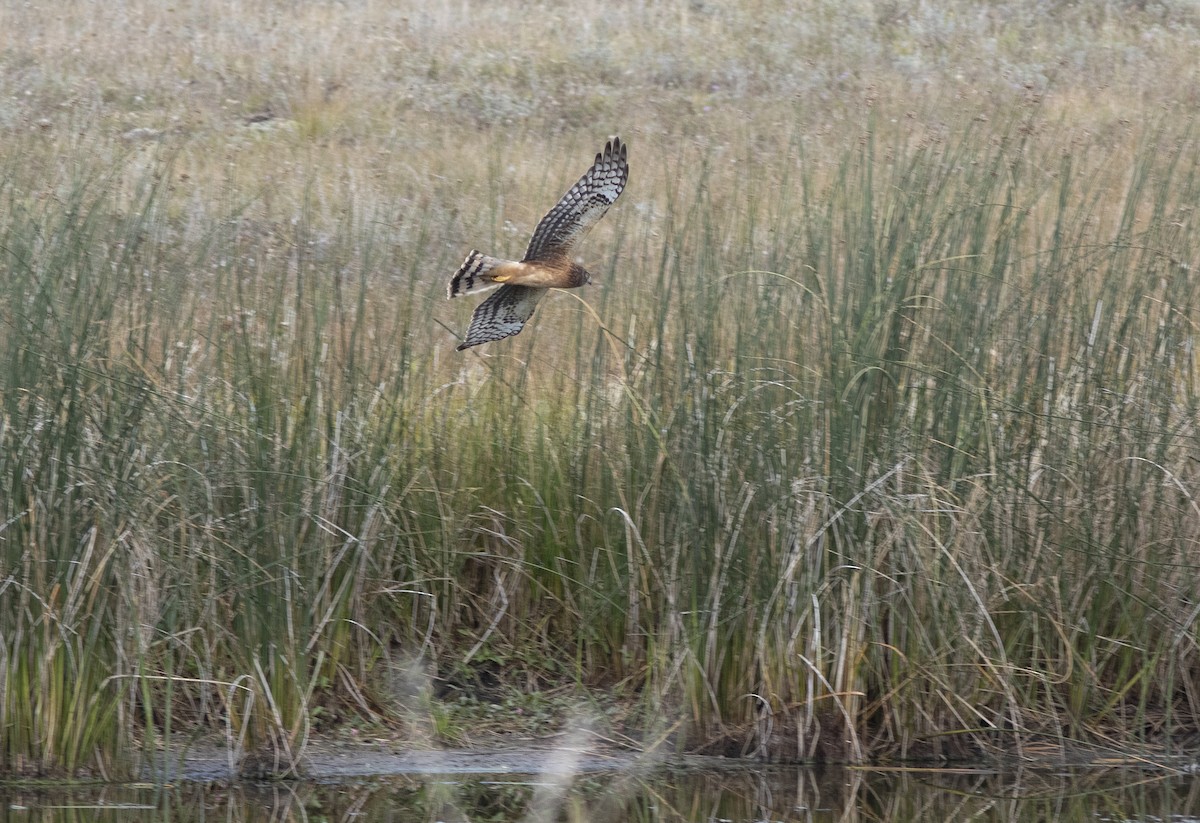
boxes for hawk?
[448,137,629,350]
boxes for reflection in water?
[3,767,1200,822]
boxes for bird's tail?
[447,250,510,298]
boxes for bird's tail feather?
[447,251,510,298]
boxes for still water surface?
[4,766,1200,821]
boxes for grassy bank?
[2,0,1200,777]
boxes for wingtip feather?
[605,136,627,162]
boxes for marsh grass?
[10,110,1199,776]
[4,0,1200,777]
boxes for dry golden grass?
[4,0,1198,198]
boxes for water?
[4,766,1200,822]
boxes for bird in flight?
[447,137,629,350]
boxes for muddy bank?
[156,737,720,783]
[157,736,1200,784]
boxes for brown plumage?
[447,137,629,350]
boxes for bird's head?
[569,261,593,287]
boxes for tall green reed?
[571,118,1200,758]
[0,164,169,775]
[2,114,1199,776]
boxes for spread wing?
[522,137,629,263]
[456,285,547,350]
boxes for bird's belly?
[504,261,584,288]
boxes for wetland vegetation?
[2,0,1200,779]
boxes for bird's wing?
[456,285,547,350]
[522,137,629,263]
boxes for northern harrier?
[448,137,629,350]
